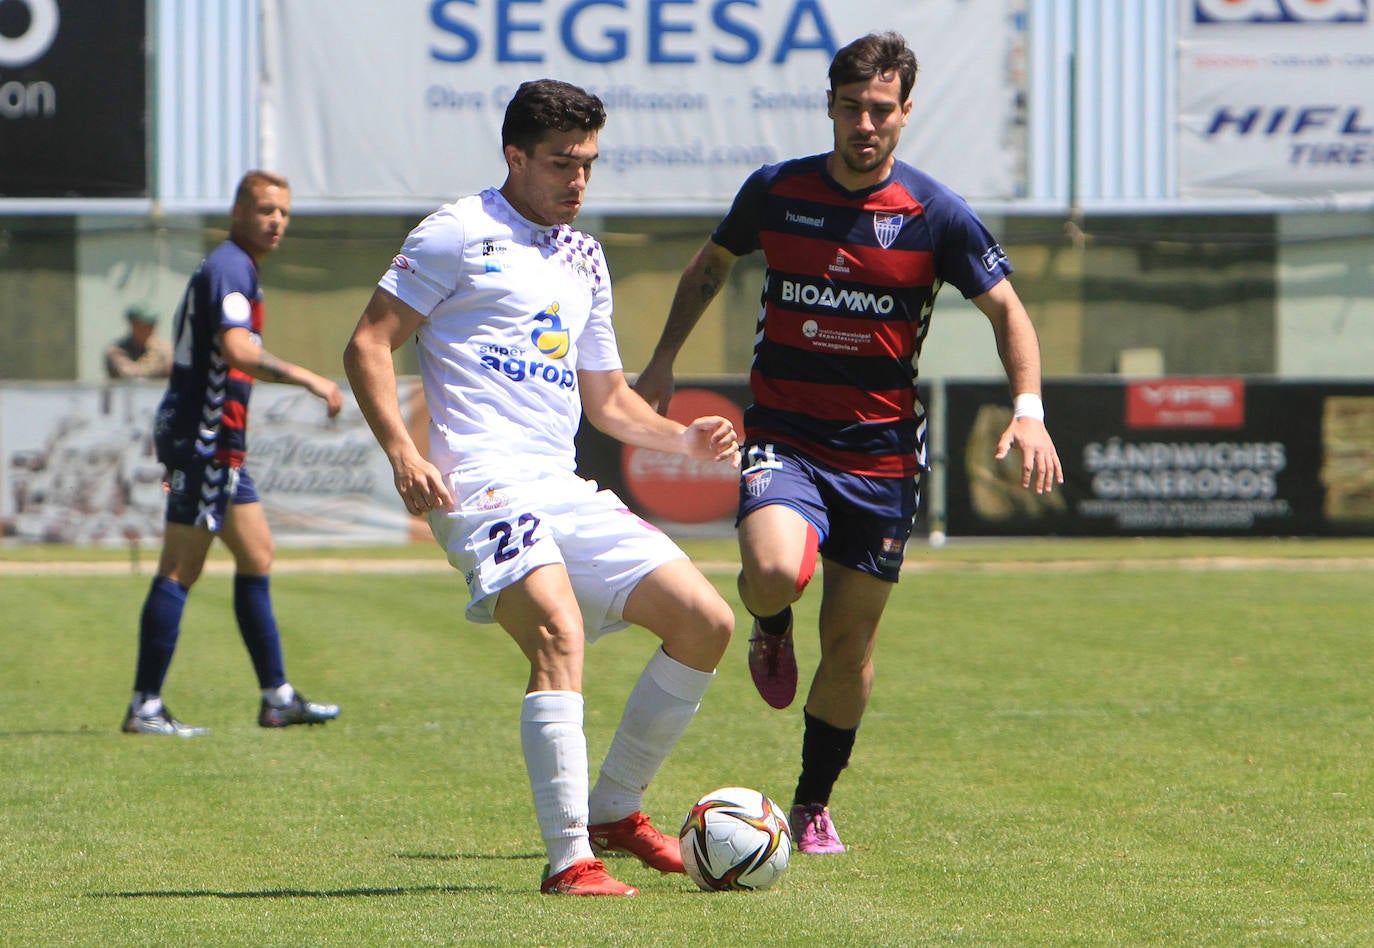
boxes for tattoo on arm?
[699,263,725,304]
[256,351,291,382]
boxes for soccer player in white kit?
[344,79,740,897]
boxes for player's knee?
[700,597,735,660]
[744,523,818,609]
[534,612,587,664]
[737,566,794,617]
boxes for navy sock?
[233,574,286,689]
[794,709,857,807]
[753,605,793,636]
[134,577,188,695]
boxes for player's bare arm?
[582,368,739,466]
[343,288,455,515]
[218,324,343,417]
[635,240,739,413]
[973,279,1064,494]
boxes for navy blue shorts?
[737,441,919,583]
[163,457,259,533]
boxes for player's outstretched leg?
[747,607,798,709]
[124,577,207,737]
[588,811,683,873]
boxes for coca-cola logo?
[621,388,744,523]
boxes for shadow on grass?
[86,854,545,899]
[87,884,497,899]
[0,730,108,738]
[396,852,544,861]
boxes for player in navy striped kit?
[123,170,344,737]
[638,32,1062,853]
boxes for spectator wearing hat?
[106,303,173,380]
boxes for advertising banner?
[0,382,414,546]
[944,378,1374,536]
[1178,0,1374,203]
[576,382,751,524]
[574,379,930,529]
[0,0,147,197]
[261,0,1023,211]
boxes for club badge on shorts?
[744,469,772,498]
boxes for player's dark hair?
[829,32,919,103]
[234,170,289,208]
[501,79,607,153]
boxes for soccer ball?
[679,786,792,891]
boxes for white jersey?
[379,188,620,498]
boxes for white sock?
[263,683,295,707]
[132,692,162,717]
[521,690,595,875]
[589,648,715,825]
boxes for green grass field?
[4,538,1374,945]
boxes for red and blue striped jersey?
[159,239,263,469]
[712,154,1013,478]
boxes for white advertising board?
[261,0,1023,211]
[1178,0,1374,204]
[0,382,416,547]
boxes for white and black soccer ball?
[679,786,792,891]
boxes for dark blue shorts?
[737,441,919,583]
[163,457,259,532]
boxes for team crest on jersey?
[873,212,903,249]
[530,303,570,359]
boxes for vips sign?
[0,0,146,197]
[944,379,1374,536]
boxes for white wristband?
[1012,393,1045,422]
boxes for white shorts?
[428,474,687,639]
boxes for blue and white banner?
[261,0,1023,212]
[1178,0,1374,203]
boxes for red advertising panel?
[1126,378,1245,429]
[619,388,745,524]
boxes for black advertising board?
[0,0,147,197]
[944,379,1374,537]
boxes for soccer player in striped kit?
[637,32,1063,854]
[124,170,345,737]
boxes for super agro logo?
[476,304,576,389]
